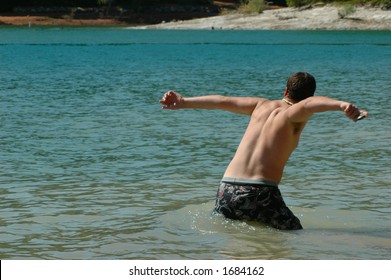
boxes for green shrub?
[381,0,391,8]
[239,0,266,13]
[338,4,356,18]
[286,0,313,7]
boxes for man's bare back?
[223,99,306,184]
[160,72,367,230]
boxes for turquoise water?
[1,28,390,259]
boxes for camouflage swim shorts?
[214,178,303,230]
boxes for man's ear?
[284,87,289,97]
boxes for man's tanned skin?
[160,72,367,229]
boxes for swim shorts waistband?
[221,177,278,187]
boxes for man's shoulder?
[254,98,273,106]
[251,100,288,122]
[254,99,282,111]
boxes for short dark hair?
[286,72,316,102]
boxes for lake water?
[0,28,390,259]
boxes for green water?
[1,28,390,259]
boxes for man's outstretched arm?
[287,96,368,123]
[160,90,265,115]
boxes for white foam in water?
[159,202,391,259]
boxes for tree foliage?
[1,0,390,13]
[1,0,213,7]
[0,0,214,12]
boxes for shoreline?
[0,16,127,27]
[1,5,390,30]
[136,5,391,30]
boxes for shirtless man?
[160,72,367,230]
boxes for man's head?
[285,72,316,102]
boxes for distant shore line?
[0,16,126,27]
[1,4,391,30]
[136,5,391,31]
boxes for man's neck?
[282,98,294,106]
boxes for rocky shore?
[0,4,390,30]
[136,5,391,30]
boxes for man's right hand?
[160,91,184,110]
